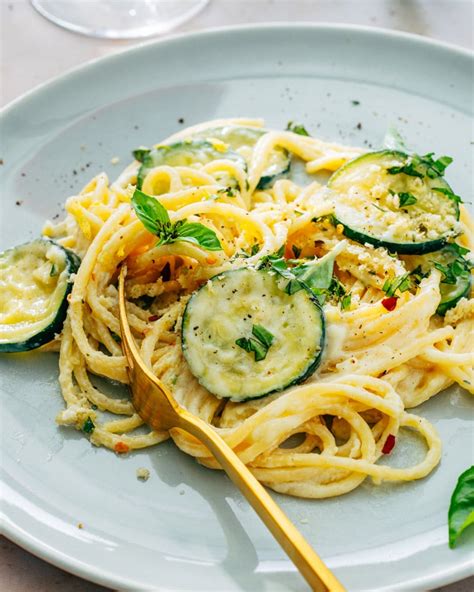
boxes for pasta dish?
[0,118,472,499]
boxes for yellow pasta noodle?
[40,118,472,499]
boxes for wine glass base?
[31,0,209,40]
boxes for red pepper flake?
[382,434,396,454]
[382,296,398,311]
[114,442,130,454]
[148,315,159,322]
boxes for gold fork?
[118,266,345,592]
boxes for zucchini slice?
[0,239,80,352]
[189,126,291,189]
[134,139,246,189]
[181,267,325,402]
[406,246,472,316]
[328,150,460,254]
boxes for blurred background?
[0,1,472,590]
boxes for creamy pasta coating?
[40,118,473,499]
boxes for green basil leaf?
[131,189,170,235]
[176,222,223,251]
[382,273,411,297]
[341,293,352,311]
[235,337,268,362]
[132,147,151,162]
[82,417,95,434]
[398,192,418,207]
[286,121,310,136]
[252,324,274,349]
[448,466,474,548]
[292,249,337,295]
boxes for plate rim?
[1,22,473,592]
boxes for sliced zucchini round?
[0,239,80,352]
[181,267,325,402]
[328,150,460,254]
[135,140,246,189]
[406,246,472,316]
[189,126,291,189]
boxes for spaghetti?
[38,118,472,499]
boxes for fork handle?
[178,413,345,592]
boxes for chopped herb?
[132,147,150,162]
[351,100,360,106]
[450,243,470,257]
[433,256,471,285]
[132,189,222,251]
[382,273,412,297]
[110,332,121,343]
[398,192,418,207]
[341,293,352,311]
[49,263,58,277]
[236,324,275,362]
[82,417,95,434]
[387,153,453,179]
[217,186,237,198]
[286,121,310,136]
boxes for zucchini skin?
[329,150,458,255]
[188,126,291,190]
[437,277,471,316]
[135,139,246,189]
[181,268,325,402]
[257,159,291,190]
[336,223,450,255]
[0,240,80,353]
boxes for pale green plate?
[1,24,473,592]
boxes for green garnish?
[132,147,151,162]
[49,263,58,277]
[259,246,341,304]
[341,293,352,311]
[236,324,275,362]
[286,121,310,136]
[398,192,418,207]
[382,273,412,297]
[132,189,222,251]
[387,153,453,179]
[217,186,237,198]
[448,466,474,548]
[82,417,95,434]
[433,257,471,285]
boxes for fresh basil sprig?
[236,324,275,362]
[448,466,474,548]
[131,189,222,251]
